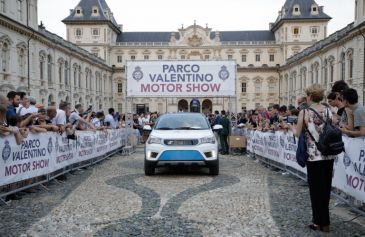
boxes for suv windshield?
[155,113,210,130]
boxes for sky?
[38,0,354,39]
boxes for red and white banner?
[126,60,236,97]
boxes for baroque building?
[0,0,364,113]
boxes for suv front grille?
[164,139,199,146]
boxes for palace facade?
[0,0,364,113]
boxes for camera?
[286,116,298,124]
[81,105,93,116]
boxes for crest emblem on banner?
[343,152,352,168]
[132,66,144,81]
[218,65,229,81]
[2,140,11,162]
[47,137,53,154]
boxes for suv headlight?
[200,136,216,144]
[147,136,163,145]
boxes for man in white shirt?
[104,108,118,129]
[27,96,38,114]
[91,111,105,129]
[18,96,30,116]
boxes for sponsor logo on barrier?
[218,66,229,81]
[2,140,11,163]
[47,137,53,154]
[343,152,352,168]
[55,137,59,152]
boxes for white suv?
[144,113,220,176]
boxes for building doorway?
[178,99,189,112]
[202,99,212,114]
[136,104,149,114]
[190,98,200,113]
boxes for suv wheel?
[144,160,155,176]
[209,162,219,175]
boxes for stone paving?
[0,146,365,237]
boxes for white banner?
[244,129,363,203]
[0,129,132,187]
[126,60,236,97]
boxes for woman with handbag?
[290,84,336,233]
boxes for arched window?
[1,42,9,72]
[78,66,81,88]
[47,55,52,83]
[303,68,307,89]
[73,65,77,87]
[341,53,346,81]
[64,61,69,86]
[85,68,89,89]
[58,60,63,84]
[48,94,54,106]
[314,64,319,83]
[348,51,354,79]
[323,60,328,87]
[17,46,26,77]
[39,53,45,81]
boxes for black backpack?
[307,108,344,156]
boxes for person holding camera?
[69,104,96,131]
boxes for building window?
[74,68,77,87]
[40,56,45,80]
[349,55,354,79]
[228,55,233,60]
[241,55,246,62]
[118,83,123,93]
[1,43,9,72]
[312,7,317,12]
[93,9,98,14]
[204,55,209,60]
[78,67,81,88]
[64,61,69,86]
[330,63,334,82]
[92,28,100,36]
[181,55,185,60]
[75,28,82,36]
[117,103,123,113]
[310,27,319,34]
[268,83,275,92]
[47,55,52,83]
[293,27,299,35]
[255,82,261,92]
[255,54,260,62]
[144,55,149,60]
[58,63,63,84]
[117,55,122,63]
[241,83,247,93]
[269,54,275,62]
[18,48,26,76]
[341,53,346,80]
[17,0,23,21]
[76,9,81,14]
[255,103,260,108]
[131,55,136,60]
[1,0,5,13]
[158,55,163,60]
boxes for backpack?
[307,108,344,156]
[296,110,308,167]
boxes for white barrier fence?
[0,129,134,187]
[244,129,365,204]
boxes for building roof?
[285,23,354,66]
[38,26,108,66]
[271,0,331,31]
[62,0,120,33]
[116,31,275,43]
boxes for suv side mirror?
[212,124,223,132]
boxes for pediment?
[176,23,216,47]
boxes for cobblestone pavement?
[1,146,365,237]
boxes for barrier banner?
[0,133,54,186]
[334,137,365,203]
[0,129,132,187]
[53,135,77,170]
[244,129,363,203]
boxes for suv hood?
[151,129,213,139]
